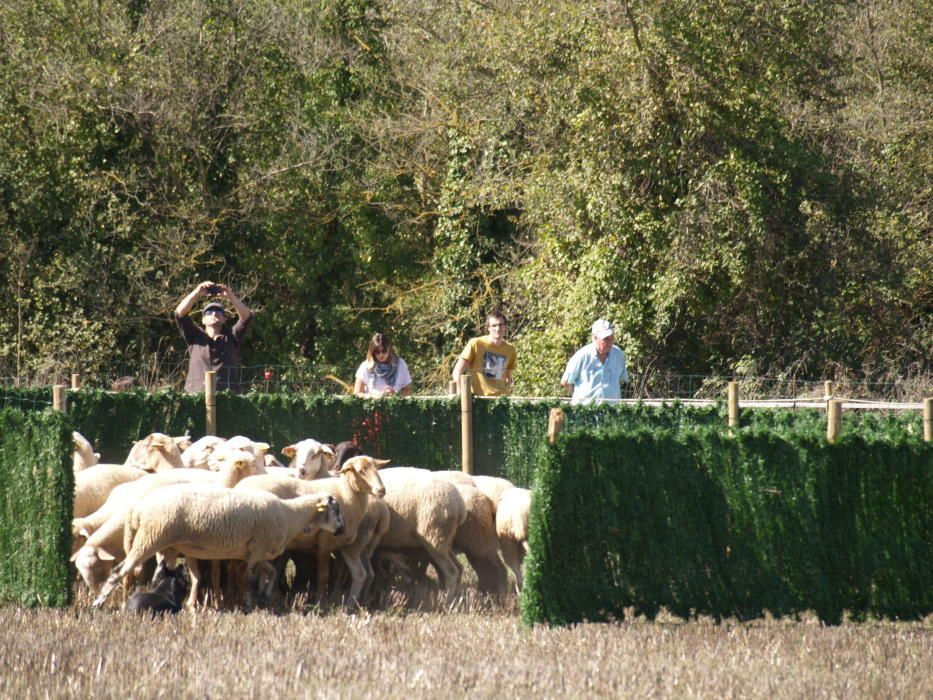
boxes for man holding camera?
[175,281,253,393]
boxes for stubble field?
[0,593,929,699]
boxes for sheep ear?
[69,550,81,562]
[97,549,116,562]
[375,459,391,468]
[79,527,91,539]
[281,445,297,458]
[256,442,270,454]
[93,452,100,460]
[321,444,335,457]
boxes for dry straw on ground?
[0,602,929,699]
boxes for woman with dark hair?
[353,333,412,397]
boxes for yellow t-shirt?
[459,336,517,396]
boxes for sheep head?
[210,447,261,484]
[286,439,337,479]
[128,433,184,472]
[339,456,388,498]
[303,495,345,536]
[223,436,270,473]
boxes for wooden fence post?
[548,408,565,444]
[827,399,842,443]
[459,374,473,475]
[448,380,457,396]
[52,384,66,412]
[728,381,739,432]
[924,398,932,443]
[823,381,833,399]
[71,373,81,390]
[205,371,217,437]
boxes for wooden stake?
[728,381,739,431]
[71,373,81,390]
[827,399,842,443]
[205,371,217,437]
[548,408,565,444]
[459,374,473,475]
[52,385,66,412]
[823,381,833,399]
[448,380,457,396]
[924,398,932,443]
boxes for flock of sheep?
[70,430,532,613]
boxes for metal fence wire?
[2,365,931,401]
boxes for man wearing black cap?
[174,281,253,393]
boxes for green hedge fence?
[521,426,932,626]
[0,408,73,607]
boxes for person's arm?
[175,281,215,318]
[396,359,413,396]
[451,357,469,384]
[560,353,579,393]
[218,284,252,322]
[353,377,368,397]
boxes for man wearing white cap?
[560,319,628,404]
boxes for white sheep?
[73,464,148,519]
[210,436,271,474]
[71,448,264,594]
[432,471,510,596]
[92,486,346,611]
[72,431,100,473]
[375,467,467,602]
[181,435,227,470]
[281,438,336,480]
[122,433,185,472]
[235,455,387,604]
[495,487,531,592]
[471,475,515,513]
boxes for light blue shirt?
[561,343,628,404]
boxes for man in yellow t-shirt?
[451,311,517,396]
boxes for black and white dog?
[125,561,190,616]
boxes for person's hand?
[382,387,396,396]
[196,281,216,297]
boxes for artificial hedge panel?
[218,393,461,471]
[0,408,73,607]
[521,427,932,626]
[68,389,203,462]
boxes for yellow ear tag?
[316,501,329,512]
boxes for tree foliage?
[0,0,928,392]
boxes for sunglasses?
[203,308,225,316]
[374,348,390,356]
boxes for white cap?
[591,319,613,340]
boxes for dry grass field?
[0,591,929,699]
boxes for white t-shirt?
[355,357,412,396]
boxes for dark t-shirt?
[175,312,253,393]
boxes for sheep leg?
[499,538,525,593]
[92,554,139,608]
[185,558,203,609]
[315,548,333,603]
[418,539,461,603]
[466,552,510,596]
[338,550,367,605]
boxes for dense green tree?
[0,0,928,394]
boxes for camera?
[205,284,222,296]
